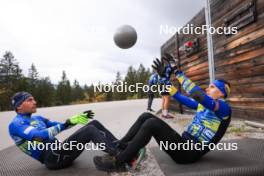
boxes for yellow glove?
[168,86,178,96]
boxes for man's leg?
[118,117,202,163]
[162,96,165,112]
[162,95,173,118]
[161,95,168,116]
[147,92,154,110]
[117,117,182,163]
[119,112,157,144]
[44,120,118,169]
[164,95,170,111]
[94,117,203,171]
[89,120,118,142]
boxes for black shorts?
[160,88,170,96]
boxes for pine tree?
[0,51,22,88]
[71,79,85,101]
[35,77,55,107]
[56,71,72,105]
[0,51,24,110]
[28,63,39,81]
[124,66,137,98]
[85,84,95,102]
[27,63,39,97]
[136,64,151,98]
[112,72,126,100]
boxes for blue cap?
[11,92,32,110]
[213,80,231,98]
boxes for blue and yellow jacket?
[9,113,65,162]
[169,72,231,145]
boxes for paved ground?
[0,99,166,176]
[151,138,264,176]
[1,99,264,176]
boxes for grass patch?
[227,124,246,134]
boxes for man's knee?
[138,112,157,122]
[141,118,161,132]
[82,123,98,136]
[88,120,100,127]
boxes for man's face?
[17,96,37,114]
[205,83,224,99]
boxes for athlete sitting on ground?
[93,56,232,172]
[9,92,121,170]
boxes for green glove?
[69,114,89,125]
[64,110,95,127]
[65,114,88,127]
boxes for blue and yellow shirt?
[9,113,65,162]
[170,72,231,144]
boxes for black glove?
[83,110,94,119]
[152,58,166,77]
[162,53,178,73]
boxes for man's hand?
[65,110,95,127]
[83,110,94,119]
[152,58,166,77]
[152,58,171,87]
[162,53,179,74]
[67,114,89,125]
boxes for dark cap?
[11,92,32,110]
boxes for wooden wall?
[161,0,264,120]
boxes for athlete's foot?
[131,147,147,169]
[93,155,129,172]
[93,147,147,172]
[162,114,174,119]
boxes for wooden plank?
[215,47,264,67]
[232,105,264,111]
[181,48,208,66]
[184,61,208,73]
[227,75,264,85]
[212,0,264,29]
[210,0,245,22]
[216,64,264,80]
[216,55,264,74]
[215,37,264,60]
[213,9,264,48]
[216,28,264,55]
[229,83,264,94]
[185,67,208,77]
[224,0,256,31]
[182,57,209,71]
[189,72,210,82]
[230,93,264,98]
[229,97,264,102]
[231,105,264,120]
[223,28,264,51]
[231,101,264,107]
